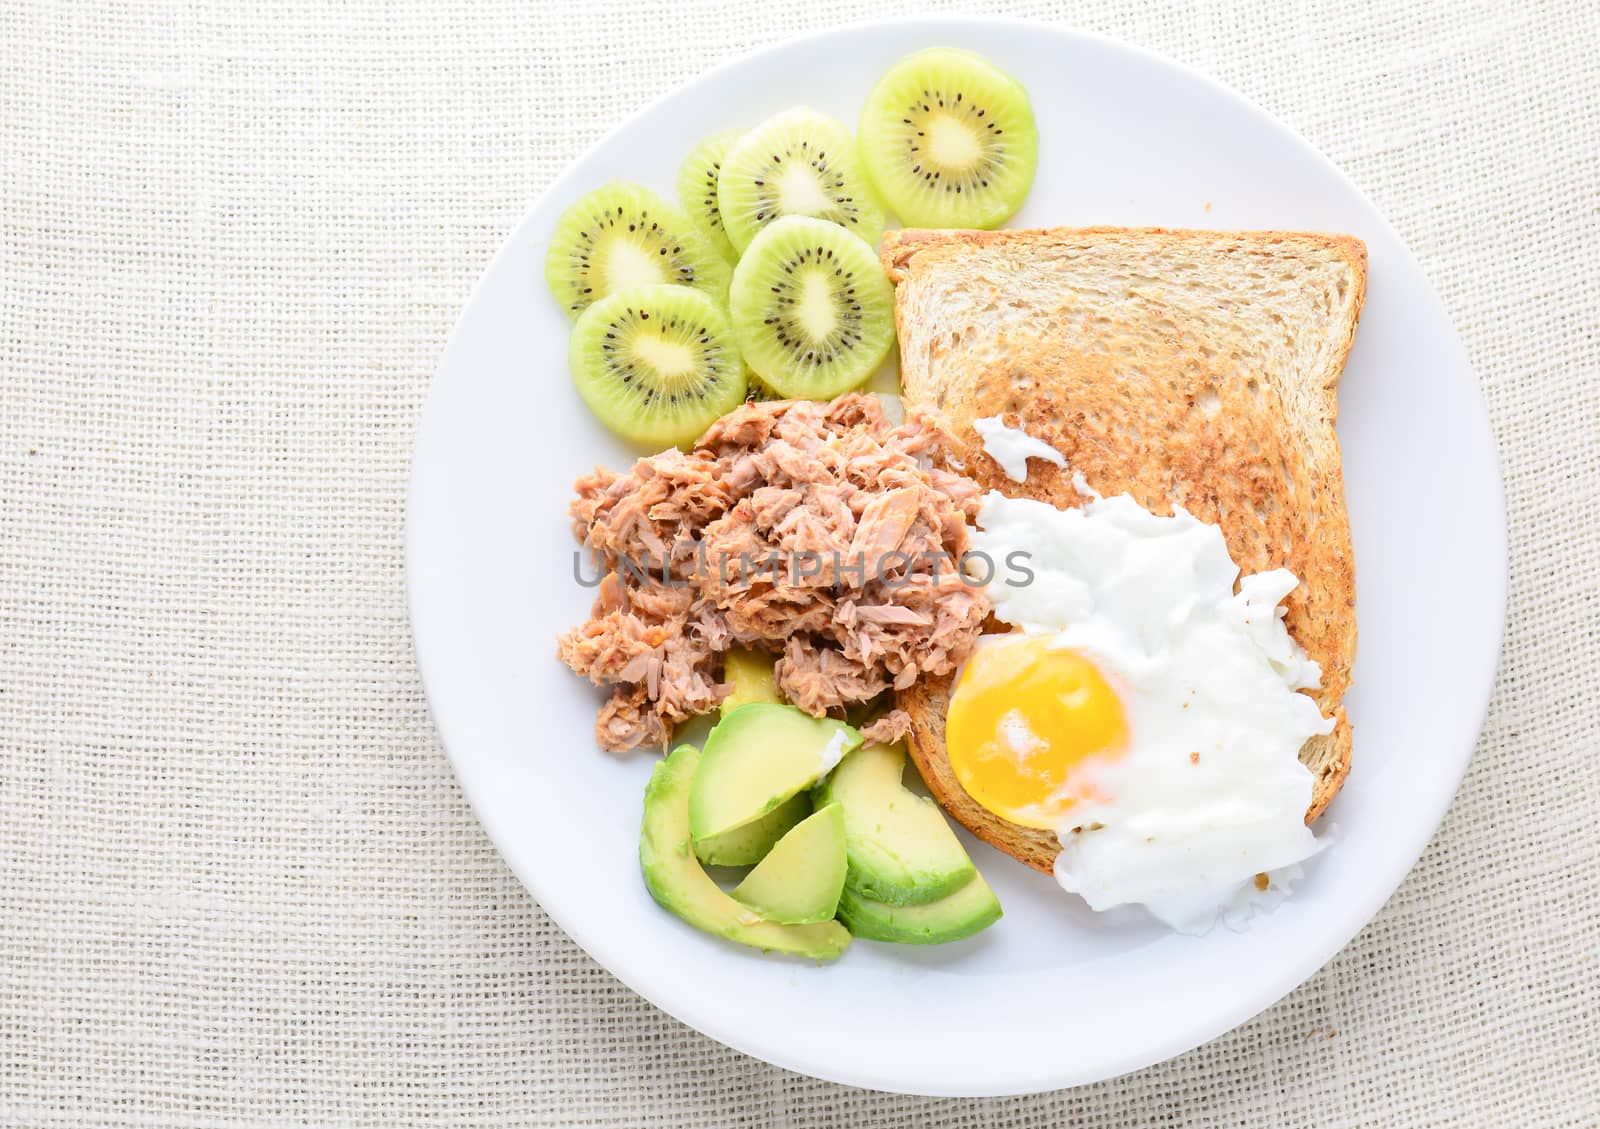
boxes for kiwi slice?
[745,372,786,403]
[858,48,1038,229]
[675,130,744,264]
[569,285,746,449]
[717,108,887,255]
[728,215,894,400]
[545,182,731,320]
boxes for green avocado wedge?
[688,703,861,843]
[731,802,848,925]
[815,742,976,906]
[693,791,810,867]
[837,871,1002,945]
[640,747,850,962]
[719,647,781,713]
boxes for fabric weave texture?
[2,0,1597,1125]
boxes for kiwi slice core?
[569,284,746,449]
[859,48,1038,229]
[728,215,894,400]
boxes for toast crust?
[885,226,1366,873]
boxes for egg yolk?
[945,637,1128,829]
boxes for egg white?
[968,488,1335,934]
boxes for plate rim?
[404,14,1509,1095]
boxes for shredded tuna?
[847,487,922,566]
[775,635,889,715]
[859,709,913,746]
[558,394,988,751]
[595,684,669,751]
[557,611,668,685]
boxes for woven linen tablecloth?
[3,0,1597,1124]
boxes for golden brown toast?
[885,226,1367,873]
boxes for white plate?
[406,18,1506,1096]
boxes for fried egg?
[949,481,1335,934]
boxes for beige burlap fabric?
[2,0,1597,1124]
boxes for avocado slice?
[815,741,976,906]
[837,871,1002,945]
[731,802,848,924]
[640,747,851,961]
[688,703,861,843]
[694,792,810,866]
[720,647,780,713]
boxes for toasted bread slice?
[885,226,1366,874]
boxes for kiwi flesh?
[569,284,746,449]
[745,372,786,403]
[858,48,1038,229]
[675,130,744,264]
[546,182,731,320]
[728,215,894,400]
[717,108,887,255]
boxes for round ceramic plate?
[406,18,1506,1096]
